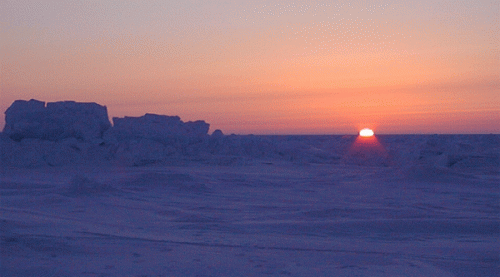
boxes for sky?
[1,0,499,134]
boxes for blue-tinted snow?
[1,134,499,276]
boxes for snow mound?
[413,135,500,173]
[398,135,500,179]
[211,129,224,137]
[3,99,111,142]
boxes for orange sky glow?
[1,0,499,134]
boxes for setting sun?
[359,128,374,137]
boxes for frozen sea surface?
[1,135,499,276]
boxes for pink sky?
[1,0,499,134]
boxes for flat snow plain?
[1,135,499,276]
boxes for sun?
[359,128,374,137]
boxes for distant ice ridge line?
[110,113,209,140]
[1,99,499,173]
[3,99,211,143]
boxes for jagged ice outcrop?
[3,99,111,142]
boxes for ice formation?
[3,99,111,142]
[1,99,499,171]
[107,113,210,142]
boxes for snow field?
[1,144,498,276]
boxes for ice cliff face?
[106,113,210,142]
[3,99,111,142]
[1,99,212,167]
[102,114,210,166]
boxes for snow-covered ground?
[1,135,499,276]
